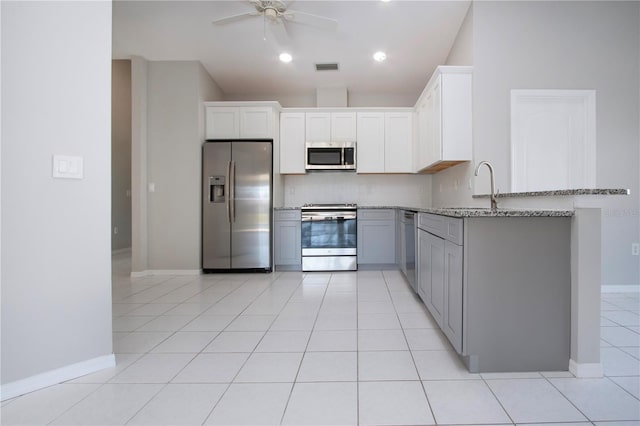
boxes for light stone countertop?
[274,205,574,217]
[473,188,629,199]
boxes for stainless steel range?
[301,203,357,271]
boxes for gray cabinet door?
[443,240,463,353]
[418,229,445,327]
[357,220,396,264]
[274,220,301,266]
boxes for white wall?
[224,92,418,108]
[444,5,473,68]
[130,60,223,273]
[112,60,132,251]
[435,1,640,287]
[1,0,113,390]
[144,61,223,271]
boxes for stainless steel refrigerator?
[202,140,272,272]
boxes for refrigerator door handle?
[226,161,232,223]
[230,160,236,223]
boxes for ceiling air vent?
[315,63,339,72]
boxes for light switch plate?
[53,155,83,179]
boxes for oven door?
[301,211,357,256]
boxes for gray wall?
[435,1,640,288]
[112,60,132,251]
[132,61,223,273]
[1,1,113,384]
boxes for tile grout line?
[382,269,440,425]
[115,274,282,425]
[278,271,331,426]
[542,373,596,423]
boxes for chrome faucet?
[474,161,498,211]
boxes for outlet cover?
[632,243,639,256]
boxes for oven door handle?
[301,214,356,222]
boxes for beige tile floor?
[1,250,639,425]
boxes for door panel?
[202,142,231,269]
[231,142,272,269]
[443,241,463,353]
[428,233,445,325]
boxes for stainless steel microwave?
[305,141,356,171]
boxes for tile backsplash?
[283,173,432,208]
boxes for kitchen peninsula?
[275,186,629,376]
[276,205,574,373]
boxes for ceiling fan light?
[373,51,387,62]
[279,52,293,63]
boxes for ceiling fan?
[212,0,338,45]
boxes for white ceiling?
[112,0,471,101]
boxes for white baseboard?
[602,285,640,293]
[111,247,132,255]
[130,269,201,278]
[0,354,115,401]
[569,359,603,378]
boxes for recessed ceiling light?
[381,0,391,2]
[279,53,292,63]
[373,51,387,62]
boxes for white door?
[511,90,596,192]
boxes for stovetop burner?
[301,203,357,210]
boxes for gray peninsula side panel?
[463,217,571,372]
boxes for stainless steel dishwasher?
[400,210,417,292]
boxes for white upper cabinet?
[305,112,356,142]
[385,112,413,173]
[205,106,273,139]
[239,107,273,138]
[305,112,331,142]
[330,112,357,141]
[356,112,385,173]
[205,107,239,139]
[357,111,413,174]
[280,112,306,174]
[415,66,472,173]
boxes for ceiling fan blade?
[285,9,338,31]
[268,19,292,49]
[212,11,259,25]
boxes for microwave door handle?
[341,148,345,166]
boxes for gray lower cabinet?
[274,210,301,270]
[417,214,463,353]
[357,209,396,266]
[442,240,463,354]
[417,212,572,373]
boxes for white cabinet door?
[356,112,385,173]
[331,112,357,141]
[239,107,272,138]
[280,113,306,174]
[206,107,239,139]
[206,106,274,139]
[416,99,430,172]
[424,78,442,168]
[305,112,331,142]
[384,112,413,173]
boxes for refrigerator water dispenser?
[209,176,225,203]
